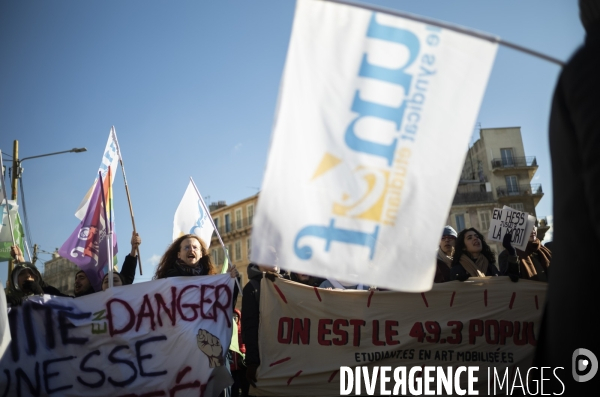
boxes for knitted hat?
[442,225,458,238]
[580,0,600,32]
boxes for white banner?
[251,0,498,291]
[253,277,546,396]
[75,126,121,220]
[0,275,235,396]
[173,181,215,246]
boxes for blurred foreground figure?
[535,0,600,392]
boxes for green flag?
[230,319,244,357]
[220,247,229,274]
[0,201,25,262]
[219,247,244,357]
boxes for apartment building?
[448,127,549,256]
[42,250,79,296]
[209,193,258,289]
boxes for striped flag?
[75,127,120,220]
[60,169,117,291]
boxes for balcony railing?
[452,191,495,205]
[496,184,543,198]
[491,156,537,169]
[212,216,253,237]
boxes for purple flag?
[59,173,116,291]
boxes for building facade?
[42,251,80,296]
[448,127,549,257]
[209,194,258,292]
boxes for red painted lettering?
[317,319,333,346]
[332,319,348,346]
[468,319,484,344]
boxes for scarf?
[437,247,453,267]
[173,259,208,277]
[516,240,551,278]
[459,254,489,277]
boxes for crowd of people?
[434,225,551,284]
[4,0,599,394]
[2,222,551,397]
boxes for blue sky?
[0,0,585,283]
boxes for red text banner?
[0,274,235,397]
[254,277,546,396]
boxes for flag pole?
[0,152,17,248]
[23,240,32,263]
[322,0,565,67]
[112,127,143,275]
[189,177,242,295]
[98,171,113,289]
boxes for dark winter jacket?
[163,260,211,278]
[241,264,284,366]
[534,21,600,393]
[290,272,325,287]
[498,245,550,282]
[120,254,139,285]
[434,259,453,283]
[5,262,67,306]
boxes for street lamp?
[7,140,87,279]
[13,147,87,181]
[19,147,87,162]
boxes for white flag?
[0,281,9,359]
[75,126,120,220]
[251,0,497,292]
[173,181,215,246]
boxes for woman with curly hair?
[154,234,238,279]
[450,228,499,281]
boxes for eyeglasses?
[441,236,456,241]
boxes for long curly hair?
[153,234,216,279]
[451,227,496,267]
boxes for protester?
[76,231,142,295]
[242,261,283,389]
[290,272,324,287]
[534,1,600,392]
[230,309,249,397]
[499,226,550,281]
[434,225,457,283]
[449,228,500,280]
[4,246,66,306]
[318,278,370,290]
[119,231,142,285]
[74,269,95,297]
[154,234,238,279]
[101,272,125,290]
